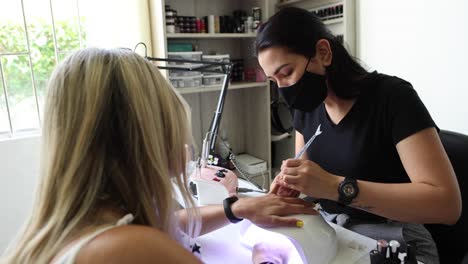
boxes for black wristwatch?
[338,177,359,205]
[223,196,244,223]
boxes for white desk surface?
[196,179,377,264]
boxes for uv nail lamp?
[240,214,338,264]
[190,165,238,205]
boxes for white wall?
[358,0,468,134]
[0,136,40,252]
[79,0,153,53]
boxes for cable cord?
[202,132,268,192]
[229,153,266,191]
[217,136,268,191]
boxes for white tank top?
[52,214,134,264]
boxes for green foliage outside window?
[0,19,85,102]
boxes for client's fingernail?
[296,221,304,228]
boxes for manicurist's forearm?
[331,176,461,224]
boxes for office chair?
[424,130,468,264]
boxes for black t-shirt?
[293,73,438,221]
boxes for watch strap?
[338,177,359,205]
[223,196,244,223]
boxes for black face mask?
[277,59,328,112]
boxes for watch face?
[342,183,356,197]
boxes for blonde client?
[1,48,315,264]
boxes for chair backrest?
[425,130,468,264]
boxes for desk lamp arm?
[139,46,233,164]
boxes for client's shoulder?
[76,224,201,264]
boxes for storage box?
[202,54,230,75]
[169,75,202,88]
[202,74,226,86]
[168,42,193,52]
[168,51,203,65]
[168,64,201,77]
[202,54,230,63]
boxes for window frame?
[0,0,85,139]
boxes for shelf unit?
[276,0,356,56]
[149,0,356,185]
[276,0,306,8]
[151,0,276,189]
[167,33,257,39]
[323,17,344,25]
[177,81,268,95]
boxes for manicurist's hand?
[276,159,341,200]
[269,172,301,197]
[269,159,302,197]
[231,194,318,228]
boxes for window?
[0,0,85,138]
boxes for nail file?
[294,124,322,159]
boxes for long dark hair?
[256,7,369,99]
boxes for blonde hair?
[1,48,199,263]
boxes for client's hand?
[232,194,317,228]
